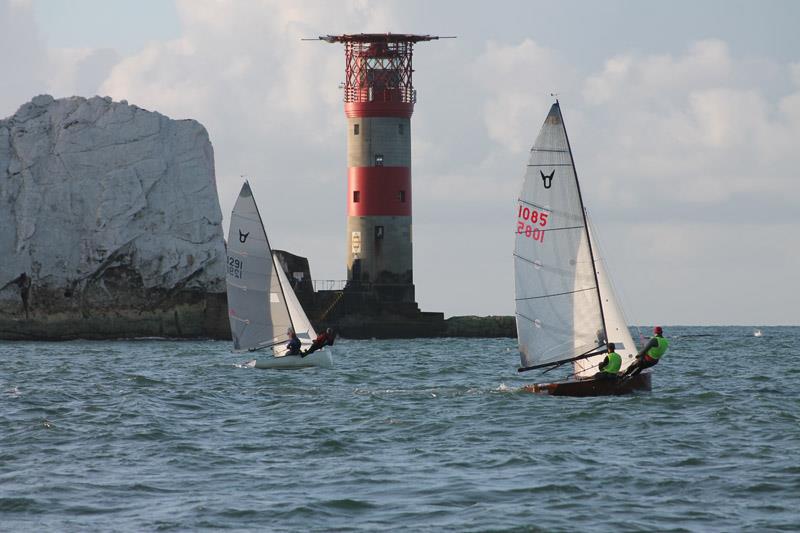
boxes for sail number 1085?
[517,204,549,244]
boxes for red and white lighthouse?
[321,33,441,302]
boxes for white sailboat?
[513,101,649,395]
[225,181,333,370]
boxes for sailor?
[594,342,622,380]
[622,326,669,378]
[303,328,335,356]
[286,328,302,356]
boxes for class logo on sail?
[540,170,555,189]
[239,230,249,243]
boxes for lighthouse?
[320,33,441,303]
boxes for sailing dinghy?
[226,181,333,370]
[514,101,649,396]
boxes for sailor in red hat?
[622,326,670,378]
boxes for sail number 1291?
[517,204,549,244]
[227,256,244,279]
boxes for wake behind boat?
[513,101,649,396]
[225,181,334,370]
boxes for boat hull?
[243,348,334,370]
[522,372,651,397]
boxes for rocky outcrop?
[0,95,229,339]
[443,315,516,338]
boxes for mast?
[556,101,608,345]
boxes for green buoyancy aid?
[603,352,622,373]
[647,336,669,359]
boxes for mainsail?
[226,182,294,352]
[514,102,606,370]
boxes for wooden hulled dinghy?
[522,373,651,397]
[513,102,647,396]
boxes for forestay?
[226,182,293,352]
[572,218,637,378]
[274,255,316,350]
[514,102,606,369]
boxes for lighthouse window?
[398,123,404,135]
[353,190,360,203]
[375,153,384,166]
[399,190,406,203]
[354,124,360,135]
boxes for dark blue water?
[2,326,798,531]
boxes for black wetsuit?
[286,336,302,355]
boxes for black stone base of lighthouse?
[274,250,445,339]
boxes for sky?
[1,0,799,325]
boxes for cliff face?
[0,95,229,339]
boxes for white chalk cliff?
[0,95,228,338]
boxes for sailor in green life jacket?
[623,326,669,378]
[594,342,622,381]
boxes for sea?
[2,326,798,532]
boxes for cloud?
[584,40,734,107]
[571,40,800,220]
[790,63,800,87]
[472,39,578,152]
[0,1,120,118]
[46,47,121,99]
[0,0,46,115]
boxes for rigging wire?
[586,213,644,348]
[565,360,602,379]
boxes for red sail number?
[517,204,549,243]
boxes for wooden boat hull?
[522,372,651,397]
[243,348,334,370]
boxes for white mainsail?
[226,181,294,352]
[514,102,607,371]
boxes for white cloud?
[789,62,800,87]
[689,88,766,148]
[0,1,120,117]
[472,39,578,152]
[574,40,800,214]
[584,39,733,107]
[0,0,45,115]
[46,47,120,99]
